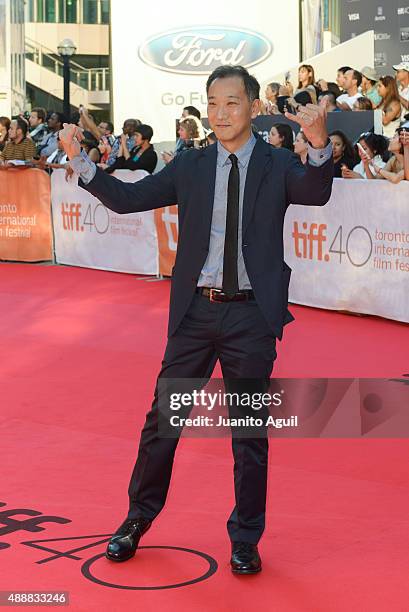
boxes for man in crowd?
[29,107,48,149]
[318,91,341,112]
[360,66,381,108]
[393,62,409,119]
[98,120,115,147]
[106,118,140,167]
[59,64,333,575]
[336,66,352,92]
[0,117,36,163]
[337,69,362,110]
[181,105,201,120]
[38,112,65,157]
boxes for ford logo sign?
[138,26,273,75]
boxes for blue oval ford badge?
[138,26,273,75]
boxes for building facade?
[0,0,25,117]
[25,0,110,116]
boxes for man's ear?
[251,99,261,119]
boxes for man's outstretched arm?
[284,103,334,206]
[60,123,177,214]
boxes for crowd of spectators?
[260,60,409,183]
[1,60,409,184]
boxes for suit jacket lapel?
[196,143,218,244]
[242,137,273,237]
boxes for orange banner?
[154,205,178,277]
[0,168,53,262]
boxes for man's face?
[48,113,60,130]
[29,112,41,128]
[336,71,346,89]
[343,70,355,91]
[207,76,259,150]
[123,121,135,136]
[8,121,18,141]
[397,69,409,83]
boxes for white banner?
[110,0,300,142]
[285,179,409,324]
[51,169,159,275]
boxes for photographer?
[161,117,202,164]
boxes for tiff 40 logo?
[292,222,373,267]
[61,202,110,234]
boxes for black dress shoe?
[230,542,261,574]
[106,517,152,562]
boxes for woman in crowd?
[352,97,373,111]
[162,117,200,164]
[106,124,157,174]
[294,130,308,164]
[329,130,356,177]
[263,82,281,115]
[268,123,294,151]
[81,131,101,164]
[370,129,406,183]
[376,76,402,138]
[0,116,10,152]
[294,64,317,104]
[342,132,389,179]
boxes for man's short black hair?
[338,66,353,74]
[124,118,141,128]
[136,123,153,142]
[105,121,114,133]
[15,116,28,136]
[206,65,260,102]
[183,106,201,120]
[53,112,67,126]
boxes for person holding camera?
[161,117,201,164]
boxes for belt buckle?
[209,288,223,302]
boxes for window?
[37,0,44,21]
[45,0,56,22]
[27,0,35,21]
[66,0,77,22]
[101,0,109,24]
[31,0,108,24]
[58,0,77,23]
[83,0,97,23]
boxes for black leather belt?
[196,287,255,302]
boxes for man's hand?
[64,163,74,182]
[285,103,329,149]
[59,123,84,160]
[317,78,328,91]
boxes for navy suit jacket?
[80,135,333,339]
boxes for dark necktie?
[222,154,240,297]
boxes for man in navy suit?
[60,65,333,574]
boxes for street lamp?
[57,38,77,121]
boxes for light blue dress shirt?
[70,134,332,289]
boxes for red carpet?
[1,264,408,611]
